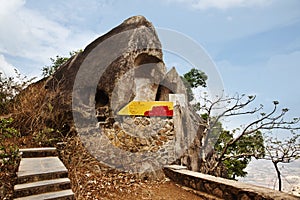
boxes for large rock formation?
[43,15,204,178]
[46,15,165,123]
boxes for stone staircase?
[14,147,75,200]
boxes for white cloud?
[0,0,69,62]
[193,0,272,10]
[0,0,24,15]
[0,0,98,74]
[164,0,272,10]
[0,54,18,77]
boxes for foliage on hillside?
[182,68,299,180]
[0,118,20,199]
[215,130,264,178]
[42,50,82,78]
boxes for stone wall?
[164,165,299,200]
[103,117,175,154]
[79,116,177,180]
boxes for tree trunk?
[272,161,282,191]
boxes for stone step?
[17,157,68,184]
[14,189,74,200]
[19,147,57,158]
[14,178,71,198]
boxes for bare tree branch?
[197,93,300,174]
[263,133,300,191]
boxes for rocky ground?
[0,135,203,200]
[0,163,18,199]
[58,136,202,199]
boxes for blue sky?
[0,0,300,127]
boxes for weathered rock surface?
[161,68,204,171]
[46,15,166,124]
[42,15,204,178]
[157,67,188,101]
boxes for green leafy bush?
[42,50,82,78]
[0,118,20,170]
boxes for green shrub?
[0,118,20,171]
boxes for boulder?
[46,15,166,123]
[158,67,204,171]
[42,15,205,177]
[156,67,188,101]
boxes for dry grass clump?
[9,79,74,146]
[0,77,74,198]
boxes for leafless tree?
[264,133,300,191]
[196,93,300,175]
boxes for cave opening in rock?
[156,85,173,101]
[134,53,162,78]
[95,89,110,122]
[134,53,161,67]
[95,89,109,107]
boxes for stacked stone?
[103,116,174,153]
[164,166,300,200]
[77,116,177,179]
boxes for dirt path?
[116,181,202,200]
